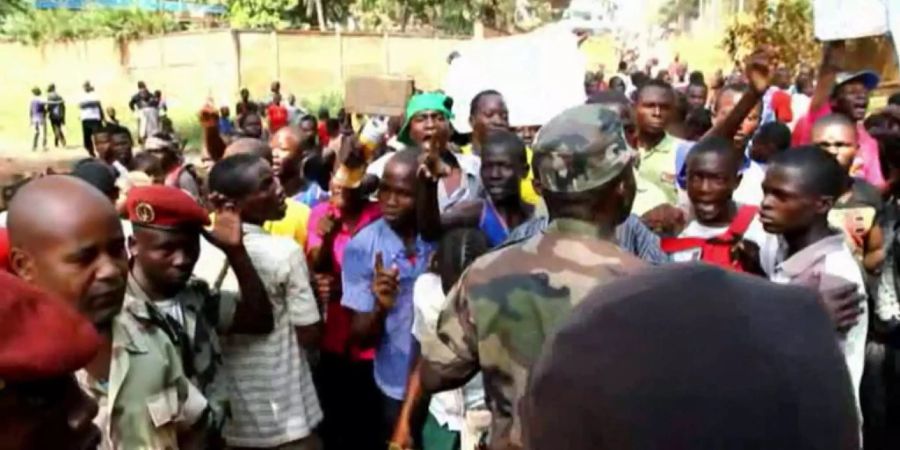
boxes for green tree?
[227,0,297,28]
[722,0,817,70]
[659,0,699,30]
[348,0,553,34]
[1,6,178,46]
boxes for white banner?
[443,24,587,132]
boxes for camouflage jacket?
[419,218,647,450]
[126,275,238,445]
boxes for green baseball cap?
[533,104,636,193]
[398,92,455,145]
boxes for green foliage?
[349,0,552,34]
[0,0,27,20]
[0,7,179,46]
[301,91,343,116]
[227,0,296,28]
[722,0,817,70]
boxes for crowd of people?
[5,36,900,450]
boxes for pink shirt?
[306,201,382,358]
[792,103,884,188]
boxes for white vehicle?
[559,0,614,34]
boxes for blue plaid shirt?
[341,219,436,400]
[505,214,669,264]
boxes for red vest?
[661,205,758,272]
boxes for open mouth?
[693,202,719,215]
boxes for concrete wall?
[0,30,468,150]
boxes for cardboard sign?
[344,76,414,116]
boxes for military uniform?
[125,276,237,447]
[419,106,648,449]
[78,296,211,450]
[97,184,237,449]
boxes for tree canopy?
[722,0,817,70]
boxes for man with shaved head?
[7,175,207,449]
[8,175,128,326]
[223,137,273,161]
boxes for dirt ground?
[0,146,91,210]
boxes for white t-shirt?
[669,209,773,263]
[79,92,103,121]
[733,161,766,208]
[790,93,812,131]
[412,273,485,431]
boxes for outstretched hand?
[373,252,400,310]
[744,47,775,95]
[417,136,450,181]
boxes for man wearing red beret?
[0,270,102,450]
[124,184,274,447]
[6,176,204,450]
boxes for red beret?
[0,271,101,383]
[126,185,211,229]
[0,228,9,272]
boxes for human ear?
[9,248,34,282]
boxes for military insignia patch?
[135,202,155,224]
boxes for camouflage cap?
[533,104,635,193]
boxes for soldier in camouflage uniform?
[418,105,649,450]
[124,185,275,449]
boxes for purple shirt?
[30,99,45,123]
[341,219,435,399]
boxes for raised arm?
[704,48,772,160]
[204,201,273,334]
[810,41,845,113]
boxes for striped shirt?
[220,224,322,448]
[505,214,669,264]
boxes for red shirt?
[306,201,382,359]
[771,90,793,123]
[317,121,330,146]
[266,104,289,133]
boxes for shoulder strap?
[722,205,758,240]
[660,236,706,253]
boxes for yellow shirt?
[263,198,311,249]
[461,144,539,205]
